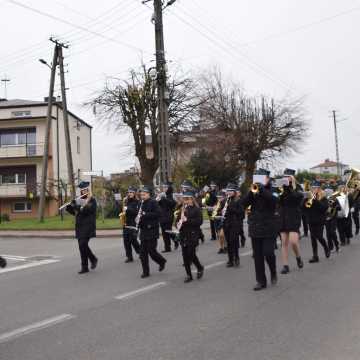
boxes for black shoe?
[217,249,224,254]
[174,242,179,250]
[241,237,246,248]
[78,268,89,274]
[271,274,278,285]
[125,258,134,263]
[184,276,193,283]
[0,256,7,268]
[141,273,150,279]
[253,283,267,291]
[90,258,98,270]
[309,256,319,263]
[346,238,350,245]
[325,249,331,258]
[226,262,234,268]
[336,246,340,253]
[296,257,304,269]
[197,268,204,279]
[210,237,217,241]
[280,265,290,274]
[159,260,166,272]
[162,249,171,253]
[356,229,359,236]
[234,258,240,267]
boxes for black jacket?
[138,198,161,241]
[223,197,243,232]
[303,197,329,225]
[158,189,176,224]
[66,197,97,239]
[125,197,140,227]
[178,205,203,246]
[243,186,279,238]
[278,188,304,232]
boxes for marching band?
[60,167,360,292]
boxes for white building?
[0,98,92,219]
[310,158,349,175]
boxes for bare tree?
[88,65,201,185]
[200,70,308,188]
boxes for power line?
[5,0,148,54]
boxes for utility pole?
[38,45,58,222]
[153,0,173,183]
[332,110,341,177]
[57,44,76,198]
[1,75,10,98]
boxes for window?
[0,128,36,147]
[11,111,31,118]
[0,173,26,184]
[13,202,32,213]
[77,136,80,154]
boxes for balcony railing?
[0,184,27,198]
[0,143,44,158]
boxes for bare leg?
[289,231,301,257]
[280,232,289,266]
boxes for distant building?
[310,158,349,175]
[110,167,139,181]
[0,98,92,219]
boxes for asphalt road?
[1,227,360,360]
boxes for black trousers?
[224,227,240,263]
[325,219,339,251]
[123,228,140,260]
[239,220,246,245]
[160,222,172,251]
[209,214,216,240]
[337,217,352,245]
[139,237,166,276]
[78,237,97,269]
[353,209,360,234]
[302,214,309,236]
[251,237,276,286]
[182,243,203,277]
[309,224,329,257]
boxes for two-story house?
[0,98,92,219]
[310,158,350,176]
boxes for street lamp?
[38,59,51,69]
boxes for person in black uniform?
[223,183,243,268]
[243,169,278,291]
[236,189,247,247]
[336,185,352,246]
[138,185,167,278]
[158,182,177,253]
[278,170,304,274]
[212,191,227,254]
[66,181,98,274]
[0,256,7,268]
[325,188,340,253]
[351,187,360,235]
[122,186,141,263]
[204,182,218,241]
[176,190,204,283]
[304,181,330,263]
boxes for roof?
[311,159,348,169]
[0,98,92,129]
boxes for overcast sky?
[1,0,359,175]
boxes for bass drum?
[337,194,349,218]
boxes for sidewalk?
[0,229,121,239]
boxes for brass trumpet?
[305,192,317,208]
[251,184,260,194]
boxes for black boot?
[184,276,193,283]
[271,273,278,285]
[234,257,240,267]
[159,260,166,272]
[125,258,134,263]
[226,261,234,268]
[141,273,150,279]
[325,248,331,258]
[78,268,89,274]
[197,267,204,280]
[90,258,98,270]
[280,265,290,274]
[296,257,304,269]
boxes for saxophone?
[119,196,127,228]
[211,199,222,220]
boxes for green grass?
[0,215,121,231]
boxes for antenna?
[1,75,10,98]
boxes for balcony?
[0,143,44,159]
[0,184,27,198]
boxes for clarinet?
[176,204,188,231]
[221,197,230,220]
[134,200,144,232]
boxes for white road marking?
[240,250,253,257]
[0,259,60,275]
[0,314,75,344]
[2,255,27,261]
[115,282,167,301]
